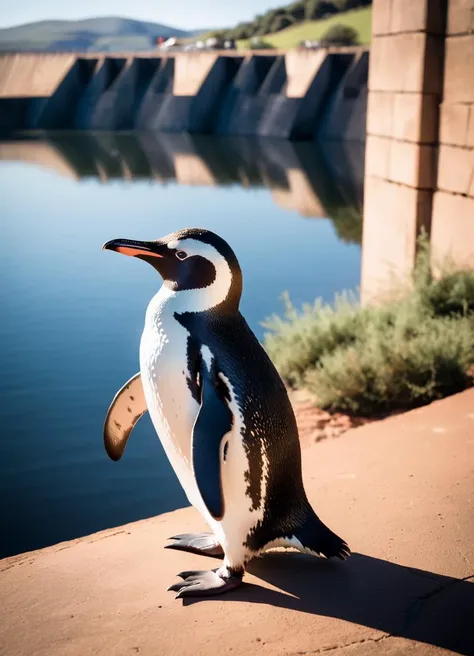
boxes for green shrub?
[320,23,359,44]
[250,38,274,49]
[271,15,295,32]
[287,1,307,20]
[263,238,474,415]
[305,0,338,19]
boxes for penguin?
[102,228,350,598]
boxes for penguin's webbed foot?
[167,566,243,598]
[165,532,224,559]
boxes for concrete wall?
[362,0,474,304]
[36,58,98,130]
[319,51,369,141]
[431,0,474,273]
[0,53,78,131]
[0,49,368,139]
[0,53,76,97]
[135,58,174,130]
[361,0,447,303]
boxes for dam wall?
[0,49,368,140]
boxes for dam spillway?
[0,49,368,139]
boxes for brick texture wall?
[431,0,474,273]
[362,0,474,302]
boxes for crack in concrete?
[290,574,474,655]
[402,573,474,632]
[290,634,392,655]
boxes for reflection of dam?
[0,134,364,243]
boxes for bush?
[270,15,294,32]
[250,37,274,49]
[263,238,474,415]
[332,0,371,10]
[305,0,338,19]
[320,23,359,45]
[258,8,285,34]
[287,1,307,20]
[229,22,255,40]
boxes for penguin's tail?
[292,505,351,561]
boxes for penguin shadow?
[183,552,474,655]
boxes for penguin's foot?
[165,532,224,559]
[167,566,244,598]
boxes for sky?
[0,0,280,30]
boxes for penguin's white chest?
[139,297,201,507]
[138,288,267,565]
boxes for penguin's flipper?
[192,364,233,521]
[104,372,147,461]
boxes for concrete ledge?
[1,390,473,655]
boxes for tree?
[332,0,371,9]
[305,0,338,20]
[208,29,227,40]
[320,23,359,45]
[229,22,255,40]
[270,14,294,32]
[259,8,284,34]
[287,1,306,21]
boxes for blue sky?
[0,0,279,30]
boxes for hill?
[208,0,371,42]
[238,6,372,49]
[0,16,192,52]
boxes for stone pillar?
[361,0,446,303]
[431,0,474,273]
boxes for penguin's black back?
[176,310,307,538]
[176,308,349,561]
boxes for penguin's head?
[103,228,242,313]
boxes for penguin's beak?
[102,239,164,259]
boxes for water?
[0,133,363,558]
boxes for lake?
[0,133,363,558]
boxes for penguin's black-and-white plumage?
[103,228,350,598]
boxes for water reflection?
[0,133,364,243]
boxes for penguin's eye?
[176,250,188,261]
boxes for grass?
[263,237,474,416]
[237,6,372,50]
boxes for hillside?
[238,6,372,49]
[0,17,192,52]
[209,0,371,41]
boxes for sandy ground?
[1,389,474,656]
